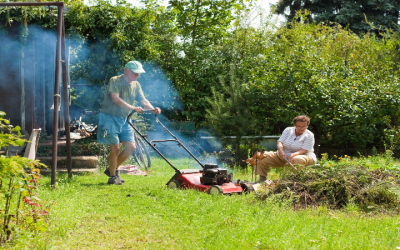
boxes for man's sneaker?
[104,168,124,182]
[104,168,118,177]
[107,176,124,185]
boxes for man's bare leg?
[117,141,136,167]
[108,142,136,176]
[108,144,121,176]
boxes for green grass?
[319,151,400,171]
[7,157,400,249]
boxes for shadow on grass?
[40,172,97,177]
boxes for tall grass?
[5,157,400,249]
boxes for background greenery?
[274,0,400,34]
[1,0,400,156]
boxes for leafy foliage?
[273,0,400,34]
[202,11,400,156]
[0,111,25,155]
[0,112,50,246]
[245,12,400,153]
[206,68,260,164]
[206,68,256,137]
[161,0,254,123]
[384,126,400,154]
[2,2,400,155]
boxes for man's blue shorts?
[97,112,135,145]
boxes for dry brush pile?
[257,164,400,213]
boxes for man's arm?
[278,140,309,162]
[288,132,314,162]
[140,99,161,114]
[111,93,143,113]
[277,141,286,159]
[288,149,308,162]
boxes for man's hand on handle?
[277,141,286,159]
[133,106,144,113]
[278,149,286,160]
[131,106,161,114]
[152,107,161,114]
[288,154,295,163]
[140,99,161,115]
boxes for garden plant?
[0,111,50,247]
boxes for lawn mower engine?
[200,164,232,185]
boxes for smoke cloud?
[0,22,227,170]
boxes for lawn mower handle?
[284,157,298,170]
[127,110,205,169]
[154,114,205,168]
[126,110,180,172]
[127,109,156,120]
[128,110,135,120]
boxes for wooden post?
[51,4,64,188]
[61,14,72,179]
[0,2,68,188]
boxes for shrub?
[0,111,50,246]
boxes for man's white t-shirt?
[277,127,317,163]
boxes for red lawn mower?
[127,110,254,195]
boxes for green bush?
[246,12,400,154]
[0,112,50,246]
[384,126,400,155]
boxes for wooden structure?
[24,129,41,160]
[0,1,72,186]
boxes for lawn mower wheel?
[167,179,181,189]
[209,185,223,195]
[240,182,254,194]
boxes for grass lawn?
[9,157,400,250]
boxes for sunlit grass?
[6,156,400,249]
[319,150,400,171]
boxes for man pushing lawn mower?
[97,61,161,185]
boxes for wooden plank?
[24,129,41,160]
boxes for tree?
[247,13,400,154]
[206,68,258,162]
[273,0,400,34]
[162,0,253,124]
